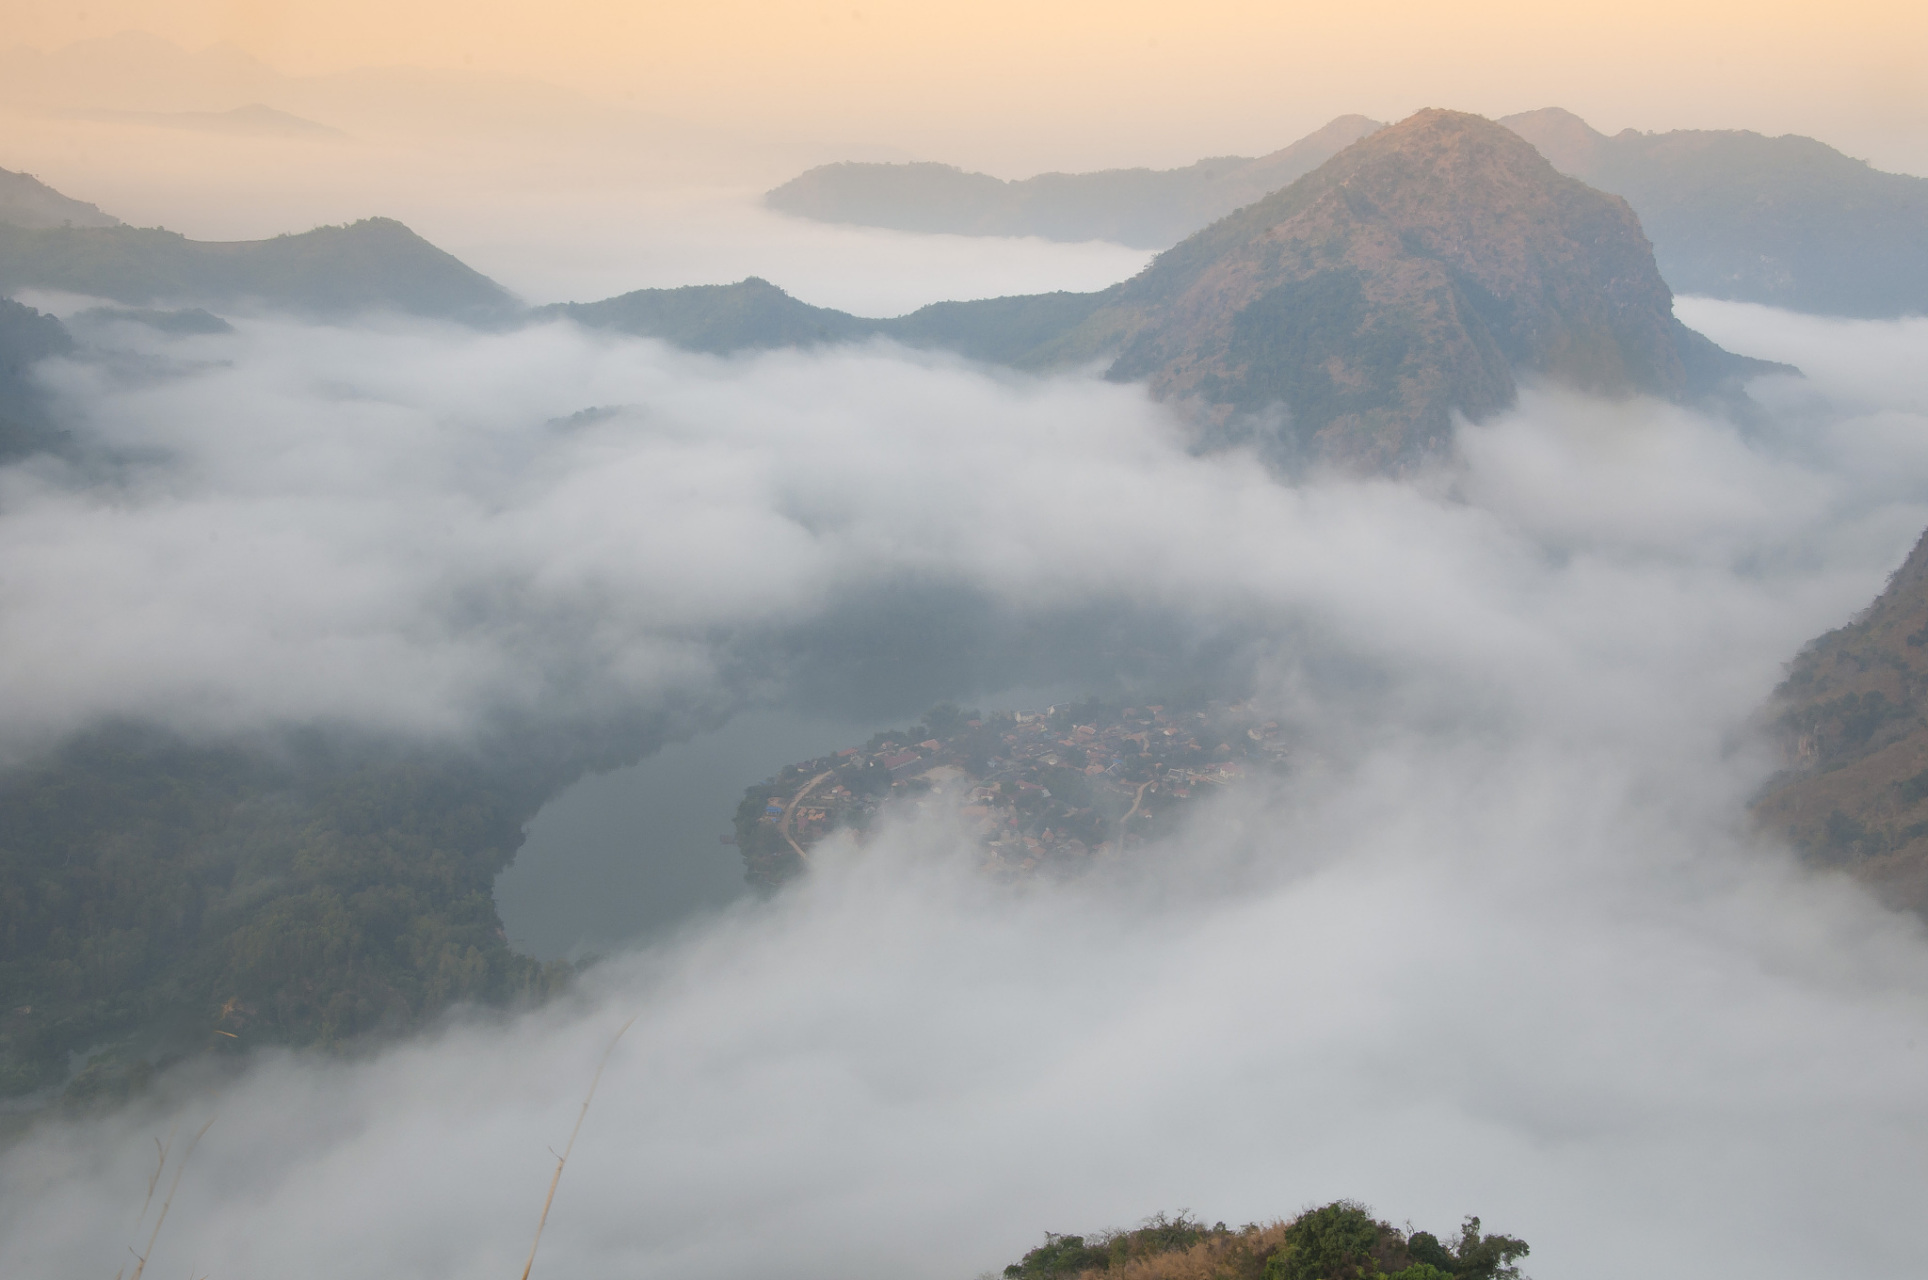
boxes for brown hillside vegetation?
[1755,527,1928,916]
[1069,109,1769,472]
[999,1206,1528,1280]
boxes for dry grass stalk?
[126,1115,215,1280]
[1089,1221,1292,1280]
[518,1017,635,1280]
[135,1128,175,1231]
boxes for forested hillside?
[0,726,573,1105]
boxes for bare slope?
[1755,529,1928,916]
[1502,107,1928,318]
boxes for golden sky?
[5,0,1925,173]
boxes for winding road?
[778,770,836,863]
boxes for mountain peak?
[1497,107,1611,178]
[1084,109,1769,471]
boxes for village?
[732,700,1291,886]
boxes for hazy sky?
[5,0,1925,175]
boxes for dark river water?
[494,686,1080,958]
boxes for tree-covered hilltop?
[0,724,577,1107]
[999,1206,1528,1280]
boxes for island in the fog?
[732,699,1290,888]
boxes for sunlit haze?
[2,6,1927,1280]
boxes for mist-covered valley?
[6,25,1928,1275]
[2,269,1928,1276]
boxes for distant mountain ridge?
[0,166,122,230]
[1500,108,1928,319]
[68,103,345,138]
[766,108,1928,319]
[574,112,1782,473]
[766,116,1386,248]
[4,112,1782,473]
[0,216,518,322]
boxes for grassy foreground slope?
[999,1206,1527,1280]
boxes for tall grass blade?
[128,1116,214,1280]
[518,1018,634,1280]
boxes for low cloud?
[3,302,1928,1278]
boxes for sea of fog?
[1,258,1926,1280]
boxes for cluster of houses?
[733,701,1291,885]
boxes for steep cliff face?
[1755,530,1928,917]
[1076,109,1762,471]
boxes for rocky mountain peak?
[1086,109,1770,471]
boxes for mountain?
[1500,107,1928,318]
[1753,528,1928,916]
[768,103,1928,320]
[1065,109,1780,469]
[765,115,1386,248]
[567,112,1783,473]
[545,277,880,353]
[0,165,122,229]
[0,297,73,459]
[0,216,519,322]
[540,278,1107,367]
[71,103,346,138]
